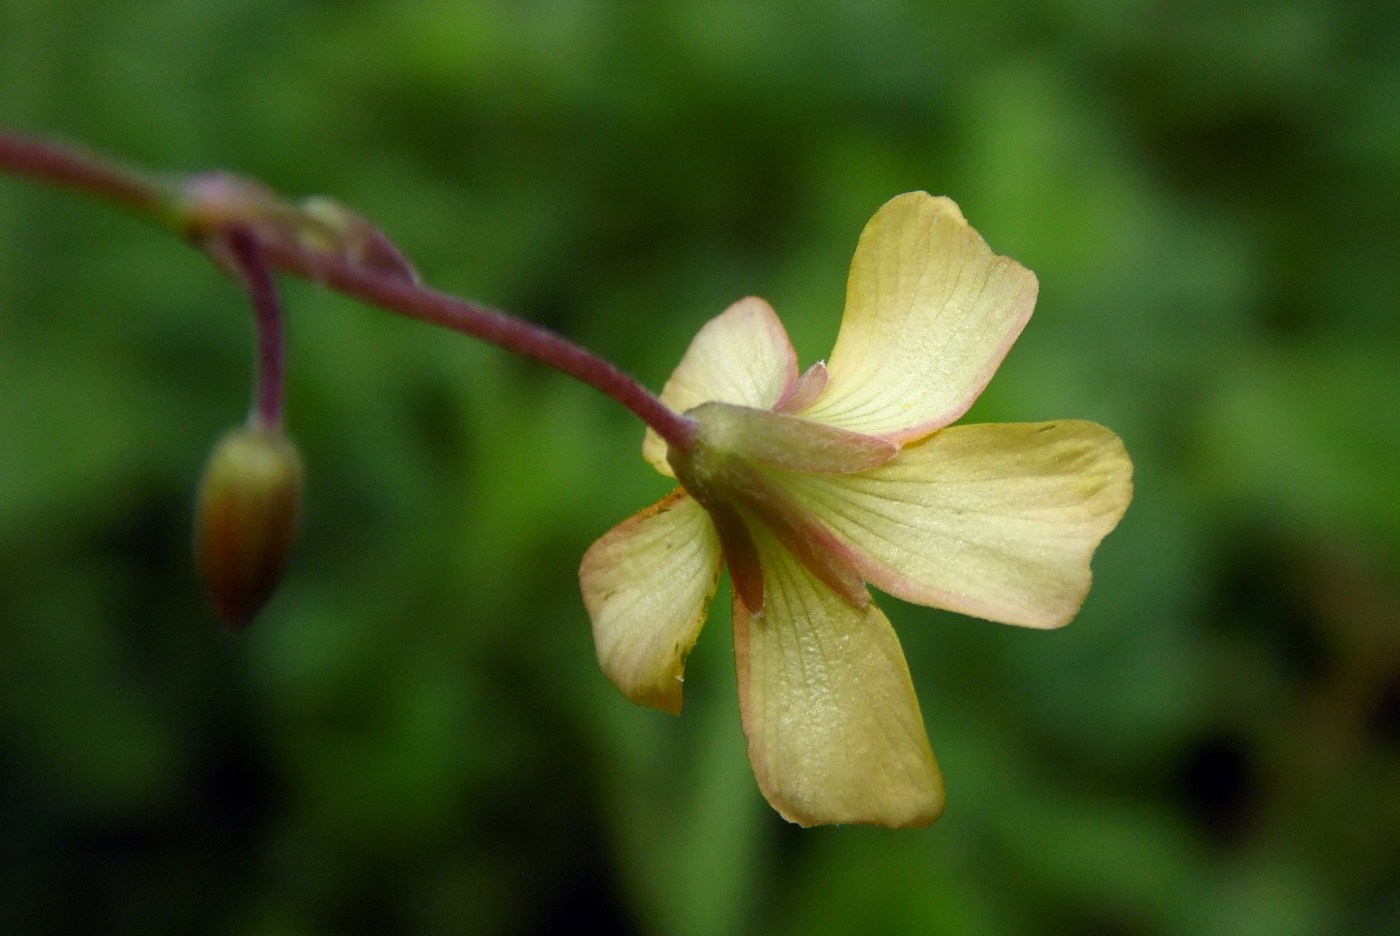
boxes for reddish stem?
[0,132,172,218]
[223,229,287,429]
[0,130,697,450]
[250,235,695,449]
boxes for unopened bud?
[195,423,303,631]
[299,196,419,284]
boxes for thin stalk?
[223,229,286,429]
[254,234,696,449]
[0,129,697,450]
[0,132,174,221]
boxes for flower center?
[667,403,873,613]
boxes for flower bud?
[298,195,419,284]
[195,423,303,631]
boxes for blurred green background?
[2,1,1398,933]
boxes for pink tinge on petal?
[659,295,799,412]
[774,420,1134,629]
[798,192,1039,442]
[774,361,829,414]
[580,491,724,714]
[643,296,800,476]
[733,525,944,828]
[723,467,869,611]
[706,497,766,616]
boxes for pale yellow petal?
[580,491,722,714]
[777,421,1133,628]
[799,192,1038,442]
[643,296,799,476]
[735,525,944,828]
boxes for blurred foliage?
[2,1,1399,934]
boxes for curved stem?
[0,131,174,221]
[0,129,697,450]
[223,229,286,429]
[252,234,697,449]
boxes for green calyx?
[667,402,877,615]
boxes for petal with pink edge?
[799,193,1038,442]
[643,296,798,476]
[581,491,722,714]
[777,421,1134,629]
[735,525,944,828]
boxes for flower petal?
[798,192,1038,442]
[734,525,944,828]
[580,491,722,714]
[643,296,799,476]
[777,421,1134,628]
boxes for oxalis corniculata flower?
[580,192,1134,828]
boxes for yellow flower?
[580,193,1133,828]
